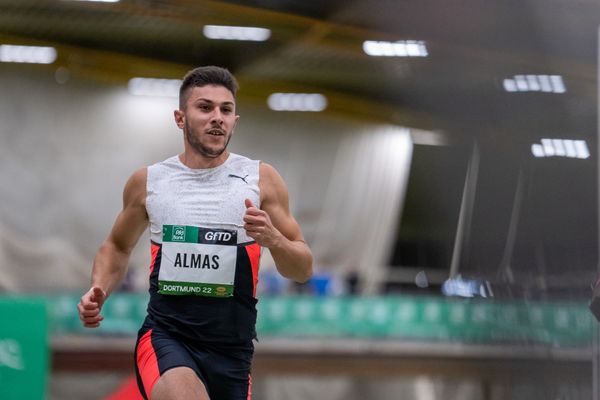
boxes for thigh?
[134,327,205,399]
[151,367,209,400]
[195,346,254,400]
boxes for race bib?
[158,225,237,297]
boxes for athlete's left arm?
[243,162,313,283]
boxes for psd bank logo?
[172,226,186,242]
[0,338,24,370]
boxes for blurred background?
[0,0,598,399]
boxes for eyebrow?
[194,98,235,106]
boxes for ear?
[232,115,240,134]
[174,109,185,129]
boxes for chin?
[200,146,227,158]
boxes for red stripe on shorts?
[247,373,253,400]
[149,242,160,276]
[245,243,261,297]
[136,329,160,397]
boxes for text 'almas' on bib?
[158,225,237,297]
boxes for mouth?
[207,129,225,136]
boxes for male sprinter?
[77,66,313,399]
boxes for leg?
[191,345,253,400]
[151,366,210,400]
[135,326,208,400]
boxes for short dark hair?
[179,66,239,108]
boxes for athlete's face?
[174,85,239,159]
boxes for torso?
[143,153,262,346]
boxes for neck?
[179,150,230,169]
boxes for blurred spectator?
[257,268,289,296]
[117,267,137,292]
[345,270,360,295]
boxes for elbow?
[294,261,313,284]
[274,247,313,283]
[294,273,311,284]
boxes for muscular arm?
[243,163,313,283]
[78,167,148,327]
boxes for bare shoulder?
[259,162,288,204]
[259,161,283,183]
[127,166,147,184]
[123,167,148,206]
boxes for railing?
[46,293,593,346]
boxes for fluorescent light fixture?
[549,75,566,93]
[574,140,590,159]
[541,138,555,156]
[563,140,577,158]
[552,139,566,156]
[503,79,517,92]
[0,44,57,64]
[363,40,428,57]
[203,25,271,41]
[503,75,566,93]
[66,0,120,2]
[515,75,528,91]
[410,129,448,146]
[128,78,181,97]
[267,93,327,112]
[531,144,545,157]
[531,138,590,159]
[538,75,552,92]
[526,75,540,91]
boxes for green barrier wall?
[47,294,594,346]
[256,296,592,345]
[0,297,49,400]
[0,293,589,400]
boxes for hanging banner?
[0,297,49,400]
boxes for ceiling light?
[267,93,327,112]
[531,139,590,159]
[203,25,271,41]
[574,140,590,159]
[503,80,517,92]
[0,44,57,64]
[538,75,553,92]
[410,129,448,146]
[541,138,556,156]
[65,0,120,2]
[551,139,566,156]
[503,75,566,93]
[526,75,540,91]
[363,40,428,57]
[563,140,577,158]
[549,75,566,93]
[531,144,545,157]
[128,78,181,97]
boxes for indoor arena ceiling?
[0,0,597,139]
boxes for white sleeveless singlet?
[146,153,261,244]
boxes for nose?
[211,108,224,125]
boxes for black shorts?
[134,323,254,399]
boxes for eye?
[222,107,233,114]
[198,104,211,112]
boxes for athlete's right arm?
[78,167,148,328]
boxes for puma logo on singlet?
[228,174,249,184]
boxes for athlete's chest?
[147,170,259,226]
